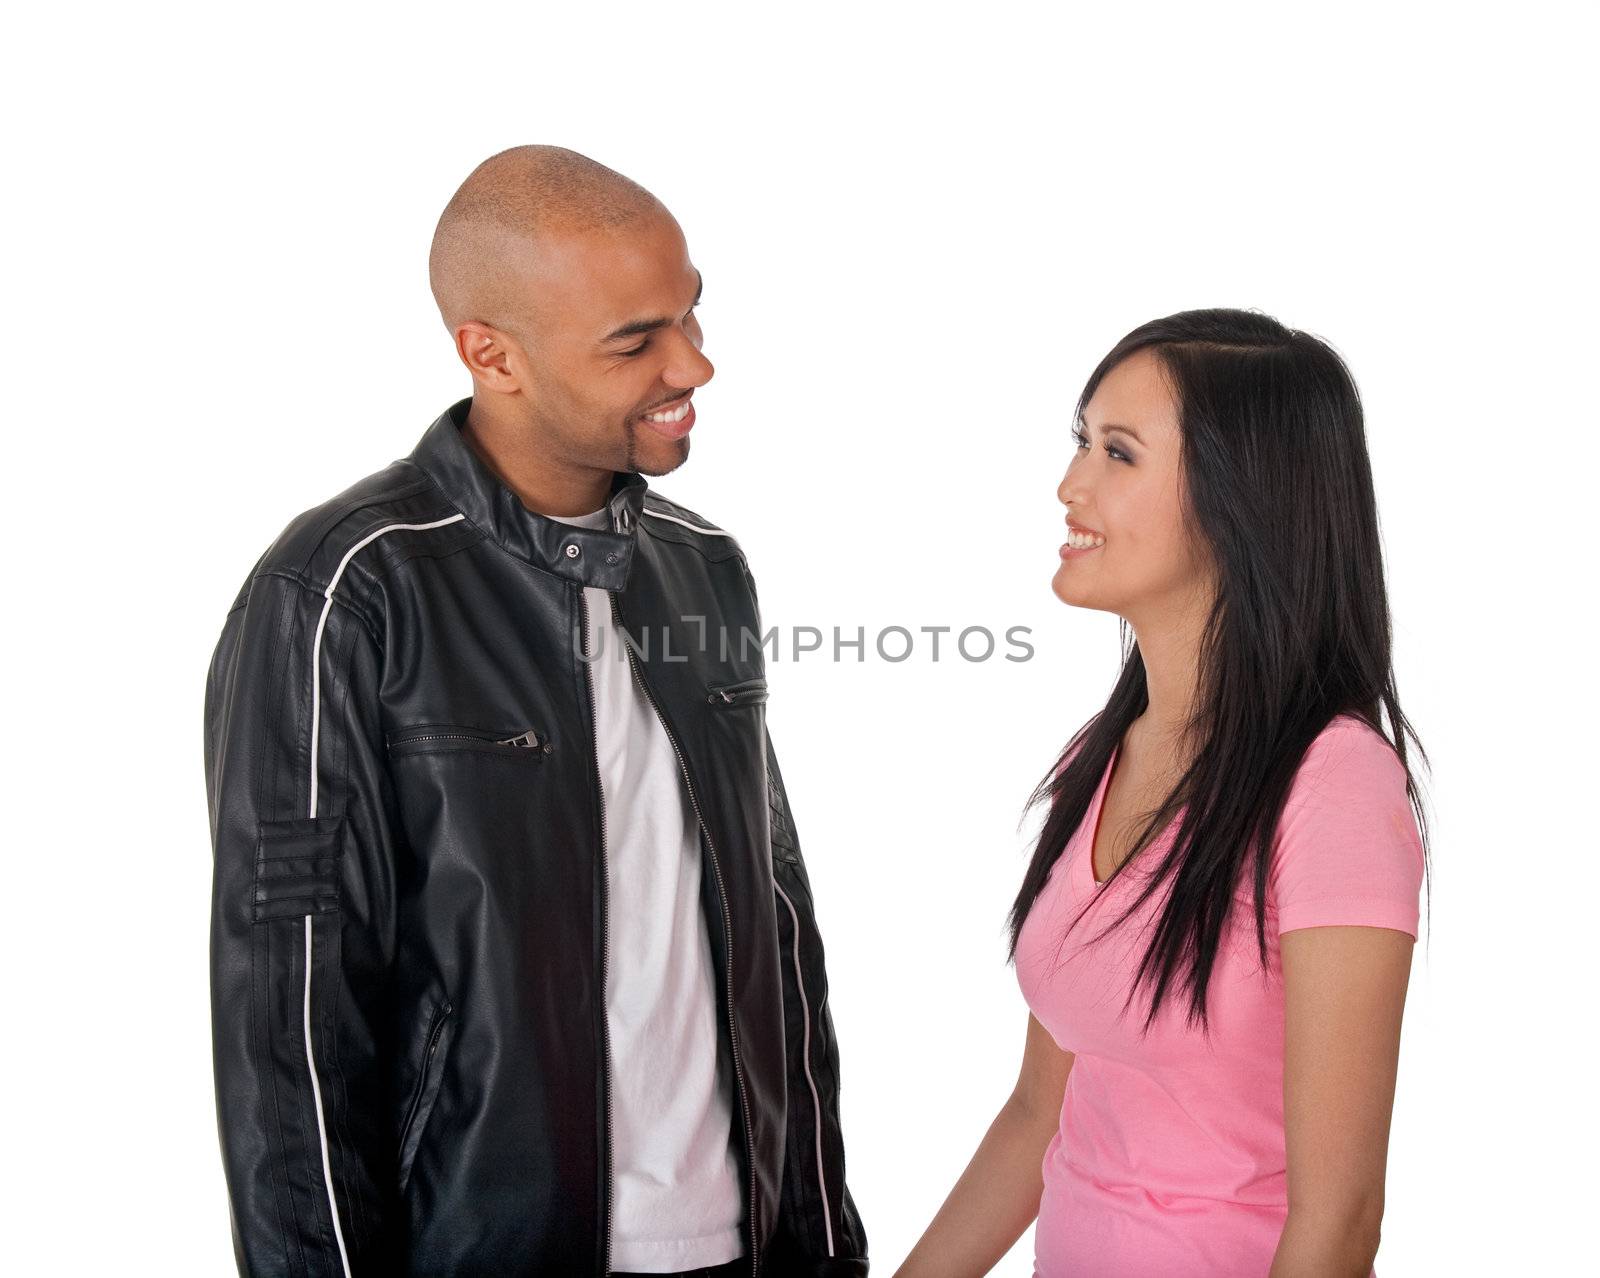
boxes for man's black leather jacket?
[204,397,868,1276]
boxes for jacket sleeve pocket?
[252,818,344,923]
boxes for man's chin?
[634,435,690,478]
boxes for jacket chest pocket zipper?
[398,1001,455,1193]
[706,678,768,707]
[386,725,553,758]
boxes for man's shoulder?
[244,456,474,600]
[639,489,749,567]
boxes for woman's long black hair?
[1007,307,1432,1038]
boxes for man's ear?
[457,320,524,395]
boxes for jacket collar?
[409,396,649,592]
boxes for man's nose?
[666,333,714,388]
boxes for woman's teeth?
[1066,530,1105,549]
[645,401,690,424]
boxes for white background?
[7,3,1596,1273]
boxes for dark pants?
[611,1261,746,1278]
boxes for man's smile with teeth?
[644,398,691,423]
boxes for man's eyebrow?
[600,270,704,344]
[1078,415,1145,446]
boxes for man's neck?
[461,404,613,517]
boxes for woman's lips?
[1060,521,1105,559]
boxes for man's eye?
[618,304,698,357]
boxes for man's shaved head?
[429,144,712,516]
[428,144,667,335]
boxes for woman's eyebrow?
[1079,416,1146,446]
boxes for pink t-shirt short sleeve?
[1014,714,1425,1277]
[1270,722,1424,938]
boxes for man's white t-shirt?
[550,506,743,1272]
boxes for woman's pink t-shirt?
[1014,714,1424,1277]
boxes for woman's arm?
[1269,924,1415,1278]
[894,1013,1074,1277]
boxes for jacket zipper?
[610,592,761,1277]
[402,1002,452,1134]
[398,1001,453,1184]
[386,727,545,749]
[577,588,616,1278]
[706,678,769,707]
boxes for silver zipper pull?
[497,730,540,748]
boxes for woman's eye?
[1071,428,1131,464]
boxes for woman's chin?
[1051,565,1082,605]
[1051,571,1116,614]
